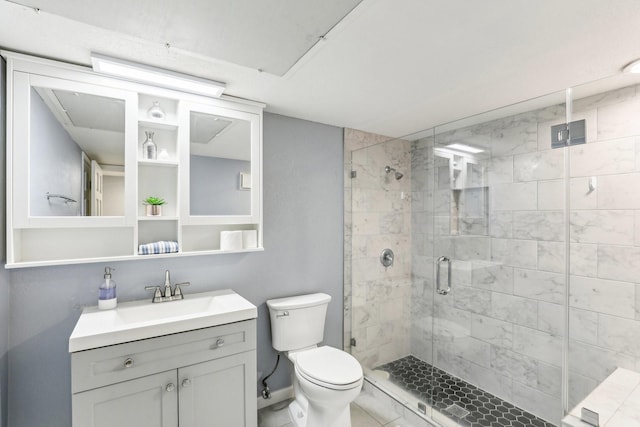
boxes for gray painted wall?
[29,89,83,216]
[190,155,251,215]
[6,112,344,427]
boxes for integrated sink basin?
[69,289,257,352]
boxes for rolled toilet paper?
[220,230,243,251]
[243,230,258,249]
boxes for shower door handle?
[436,256,451,295]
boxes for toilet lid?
[295,346,363,388]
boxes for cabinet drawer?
[72,319,256,393]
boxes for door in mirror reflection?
[189,111,251,216]
[29,87,126,216]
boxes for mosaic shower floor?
[376,355,555,427]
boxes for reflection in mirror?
[29,87,126,217]
[189,111,251,215]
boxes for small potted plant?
[143,196,166,216]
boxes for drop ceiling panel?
[8,0,363,75]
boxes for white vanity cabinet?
[2,50,264,268]
[71,319,257,427]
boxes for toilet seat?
[295,346,363,390]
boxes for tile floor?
[377,356,554,427]
[258,380,434,427]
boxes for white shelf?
[138,216,179,221]
[138,159,178,167]
[138,118,178,130]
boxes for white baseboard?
[257,385,294,410]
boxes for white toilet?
[266,293,363,427]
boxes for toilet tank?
[266,293,331,352]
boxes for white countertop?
[69,289,257,352]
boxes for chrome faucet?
[145,270,190,303]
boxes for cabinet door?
[72,370,178,427]
[179,350,257,427]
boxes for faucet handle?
[173,282,190,299]
[145,286,163,303]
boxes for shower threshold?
[375,355,555,427]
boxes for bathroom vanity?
[69,290,258,427]
[2,51,264,268]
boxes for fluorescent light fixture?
[91,53,226,97]
[445,143,484,154]
[623,59,640,74]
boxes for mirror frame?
[12,73,138,228]
[179,101,262,225]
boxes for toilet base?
[287,397,352,427]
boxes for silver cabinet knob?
[124,358,134,368]
[182,378,191,388]
[166,383,175,392]
[215,338,225,348]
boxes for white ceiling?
[3,0,640,139]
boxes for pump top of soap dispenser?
[104,266,114,278]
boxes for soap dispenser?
[98,267,117,310]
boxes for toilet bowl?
[266,293,364,427]
[287,346,363,427]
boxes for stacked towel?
[139,241,179,255]
[220,231,243,251]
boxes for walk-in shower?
[346,70,640,426]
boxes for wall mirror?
[189,110,252,216]
[29,85,126,217]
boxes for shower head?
[385,166,403,180]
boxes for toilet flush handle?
[276,311,289,318]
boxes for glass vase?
[142,131,157,160]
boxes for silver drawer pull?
[166,383,175,392]
[182,378,191,388]
[215,338,225,348]
[123,358,134,368]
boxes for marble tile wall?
[344,128,412,367]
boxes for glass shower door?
[429,93,567,426]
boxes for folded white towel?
[139,241,179,255]
[220,231,243,250]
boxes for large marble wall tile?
[570,275,635,319]
[513,325,562,366]
[538,179,564,210]
[491,121,538,157]
[597,245,640,282]
[491,346,538,387]
[598,314,640,357]
[569,137,637,177]
[537,241,565,273]
[573,86,636,112]
[471,261,514,293]
[454,285,491,316]
[491,292,538,328]
[452,236,491,261]
[513,211,564,241]
[435,336,491,368]
[570,177,598,210]
[471,314,513,347]
[597,173,640,209]
[568,340,636,382]
[569,307,598,345]
[514,268,565,305]
[570,210,634,245]
[568,371,599,410]
[511,381,562,424]
[597,98,640,141]
[537,362,562,398]
[514,149,564,182]
[488,156,514,184]
[491,182,538,211]
[466,364,513,402]
[569,243,598,277]
[489,211,513,238]
[537,302,563,336]
[491,238,538,269]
